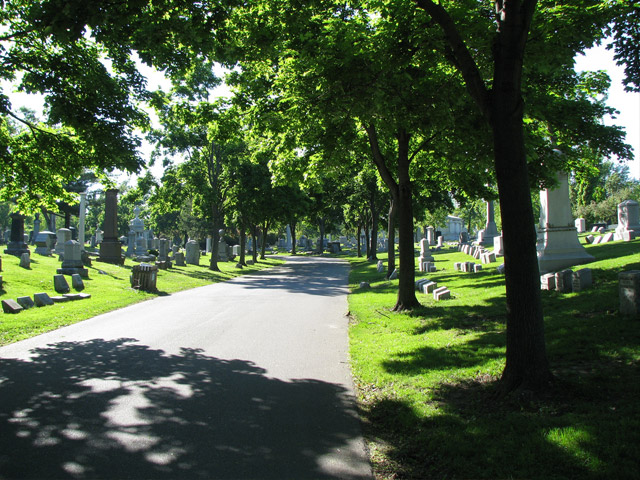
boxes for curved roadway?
[0,255,372,479]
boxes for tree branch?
[364,123,399,195]
[414,0,492,122]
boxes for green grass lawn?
[0,250,284,346]
[348,239,640,479]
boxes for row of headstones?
[415,278,451,300]
[1,274,89,314]
[458,242,501,265]
[541,268,592,293]
[585,232,616,245]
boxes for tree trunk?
[364,222,370,259]
[356,225,362,257]
[209,207,221,272]
[291,220,297,255]
[369,203,378,261]
[317,217,325,253]
[393,130,419,311]
[259,220,268,260]
[387,197,397,278]
[239,229,247,266]
[492,59,552,394]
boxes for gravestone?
[575,218,586,233]
[34,231,57,256]
[174,252,186,266]
[218,231,229,262]
[555,269,574,293]
[58,240,88,277]
[418,238,434,272]
[619,270,640,317]
[2,299,23,314]
[4,213,30,256]
[459,231,469,244]
[78,192,87,249]
[158,238,171,268]
[537,171,594,273]
[493,235,504,256]
[376,260,384,273]
[232,244,241,257]
[615,200,640,241]
[32,214,41,245]
[54,228,72,255]
[71,274,85,291]
[34,292,54,307]
[572,268,592,292]
[19,252,30,269]
[53,274,70,293]
[540,273,557,290]
[426,226,435,246]
[388,269,398,280]
[185,240,200,265]
[98,189,124,264]
[16,296,35,309]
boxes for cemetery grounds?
[347,237,639,479]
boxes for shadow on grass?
[363,355,640,479]
[0,338,367,480]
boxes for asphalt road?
[0,255,372,479]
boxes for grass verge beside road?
[347,239,640,479]
[0,252,284,346]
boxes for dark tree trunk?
[290,220,297,255]
[368,203,378,261]
[259,220,269,260]
[387,197,397,278]
[393,130,419,311]
[317,217,325,253]
[492,16,552,392]
[364,222,370,259]
[209,207,221,272]
[356,225,362,257]
[239,229,247,266]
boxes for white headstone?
[615,200,640,240]
[185,240,200,265]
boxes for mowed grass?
[0,250,284,346]
[347,238,640,479]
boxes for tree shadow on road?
[0,339,368,479]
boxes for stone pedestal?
[4,213,30,257]
[35,231,57,256]
[99,189,124,264]
[537,172,594,273]
[58,240,88,277]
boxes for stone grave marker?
[174,252,186,266]
[2,299,23,314]
[185,240,200,265]
[388,269,398,280]
[615,200,640,241]
[71,274,85,291]
[19,252,30,269]
[555,269,573,293]
[17,296,35,309]
[540,273,557,290]
[619,270,640,317]
[34,292,54,307]
[53,274,70,294]
[572,268,593,292]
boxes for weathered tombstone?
[206,236,212,254]
[130,263,158,291]
[19,252,30,268]
[98,188,124,264]
[575,218,586,233]
[555,269,574,293]
[388,269,398,280]
[615,200,640,241]
[58,240,88,277]
[473,264,483,272]
[537,171,594,273]
[33,292,54,307]
[493,235,504,256]
[572,268,593,292]
[217,230,229,262]
[232,244,241,257]
[415,278,430,291]
[418,238,434,271]
[185,240,200,265]
[4,213,30,256]
[16,296,35,309]
[359,281,371,290]
[2,299,23,314]
[424,282,439,294]
[459,231,469,244]
[31,214,41,245]
[77,192,87,249]
[34,231,56,256]
[585,235,595,244]
[436,236,444,248]
[481,200,499,246]
[157,238,172,268]
[377,260,384,273]
[619,270,640,317]
[54,228,72,255]
[601,232,614,243]
[71,273,85,291]
[540,273,557,290]
[174,252,186,266]
[53,274,70,293]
